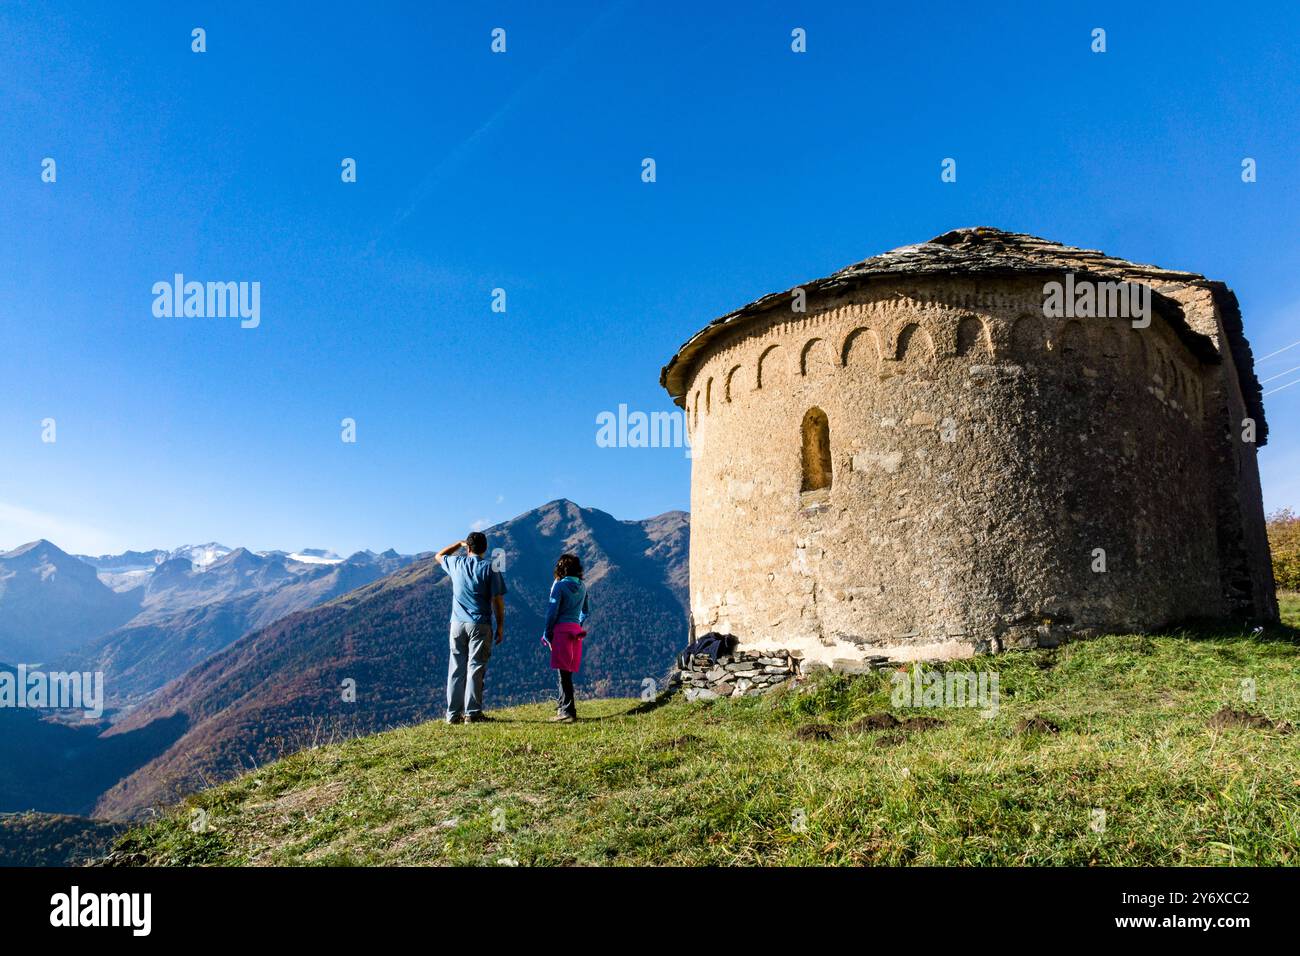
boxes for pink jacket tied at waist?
[549,621,586,673]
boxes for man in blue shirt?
[436,531,507,723]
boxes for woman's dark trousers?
[556,669,577,717]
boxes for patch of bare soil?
[794,723,837,742]
[897,716,944,732]
[1207,707,1292,733]
[791,713,947,746]
[1015,716,1061,736]
[847,713,945,736]
[850,713,900,732]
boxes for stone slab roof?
[660,227,1266,443]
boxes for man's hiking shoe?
[445,715,463,725]
[464,713,493,724]
[551,714,577,723]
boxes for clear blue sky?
[2,1,1298,556]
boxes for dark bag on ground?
[677,632,737,670]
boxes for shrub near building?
[1267,509,1300,592]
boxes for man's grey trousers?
[447,620,493,720]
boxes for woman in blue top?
[543,553,590,722]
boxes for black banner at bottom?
[0,866,1282,941]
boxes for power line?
[1257,338,1300,362]
[1261,363,1300,384]
[1263,376,1300,397]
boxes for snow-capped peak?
[288,549,344,565]
[169,543,233,568]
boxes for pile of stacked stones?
[674,648,800,700]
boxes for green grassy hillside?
[110,602,1300,867]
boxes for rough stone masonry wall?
[673,648,803,700]
[1147,281,1278,621]
[673,646,904,700]
[683,274,1225,668]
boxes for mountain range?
[1,538,419,708]
[58,547,417,708]
[0,500,690,822]
[0,541,139,663]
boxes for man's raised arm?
[435,540,466,561]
